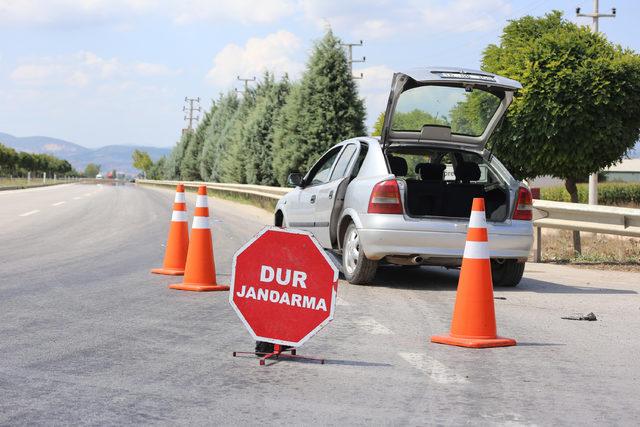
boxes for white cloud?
[10,51,177,86]
[206,31,304,88]
[355,20,396,40]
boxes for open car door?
[313,143,360,248]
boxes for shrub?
[541,183,640,206]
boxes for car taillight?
[368,180,403,214]
[513,186,533,220]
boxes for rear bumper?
[356,214,533,261]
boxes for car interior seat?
[405,163,446,216]
[443,161,485,217]
[387,154,408,177]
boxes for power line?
[182,97,201,135]
[577,0,616,206]
[341,40,366,79]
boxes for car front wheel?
[491,259,525,287]
[342,223,378,284]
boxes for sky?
[0,0,639,149]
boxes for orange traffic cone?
[151,184,189,276]
[169,185,229,292]
[431,198,516,348]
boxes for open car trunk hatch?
[380,67,522,151]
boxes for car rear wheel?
[342,223,378,284]
[491,259,525,287]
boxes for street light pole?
[576,0,616,205]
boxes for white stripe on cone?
[196,195,208,207]
[171,210,188,222]
[463,241,490,259]
[174,192,186,203]
[192,216,210,229]
[468,210,487,228]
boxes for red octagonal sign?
[229,227,339,347]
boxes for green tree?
[241,72,291,185]
[199,92,240,181]
[163,133,190,179]
[450,91,501,136]
[181,111,211,181]
[132,149,153,177]
[371,110,448,136]
[272,30,366,185]
[480,11,640,252]
[148,157,166,180]
[84,163,101,178]
[372,112,385,136]
[0,144,19,174]
[219,89,258,183]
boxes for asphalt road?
[1,183,639,425]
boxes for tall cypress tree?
[181,109,212,181]
[163,132,189,179]
[243,72,291,185]
[219,88,258,183]
[199,92,240,181]
[272,30,366,185]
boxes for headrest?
[454,161,481,183]
[415,163,445,181]
[387,155,408,177]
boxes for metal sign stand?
[233,344,325,366]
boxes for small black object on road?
[561,312,597,321]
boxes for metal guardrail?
[136,179,290,201]
[532,200,640,236]
[531,199,640,262]
[137,179,640,261]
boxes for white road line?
[73,197,82,200]
[19,210,40,217]
[353,317,393,335]
[52,201,66,206]
[398,352,469,384]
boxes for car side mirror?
[287,173,304,188]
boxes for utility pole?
[182,97,201,135]
[236,75,256,96]
[341,40,366,79]
[577,1,616,205]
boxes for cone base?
[151,267,185,276]
[169,282,229,292]
[431,334,516,348]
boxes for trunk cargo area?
[404,179,508,220]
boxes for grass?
[205,188,277,211]
[539,229,640,271]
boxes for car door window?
[306,148,341,186]
[329,144,357,181]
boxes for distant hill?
[0,132,171,175]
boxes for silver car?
[275,67,533,286]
